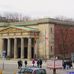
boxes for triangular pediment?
[0,26,30,34]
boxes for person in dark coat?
[63,61,66,69]
[39,59,42,68]
[37,59,40,67]
[17,60,22,69]
[68,60,72,69]
[24,60,27,67]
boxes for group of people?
[32,59,43,68]
[17,60,28,69]
[17,59,43,69]
[37,59,43,68]
[62,60,73,69]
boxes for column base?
[21,56,24,59]
[14,56,17,59]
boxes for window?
[50,27,52,33]
[51,46,52,52]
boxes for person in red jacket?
[32,59,35,67]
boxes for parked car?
[17,66,46,74]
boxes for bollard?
[0,70,2,74]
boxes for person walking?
[24,60,27,67]
[17,60,22,69]
[39,59,42,68]
[37,59,40,67]
[32,59,35,67]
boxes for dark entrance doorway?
[17,38,21,58]
[10,39,14,58]
[17,47,21,58]
[24,38,28,58]
[3,39,7,57]
[31,47,34,58]
[24,47,28,58]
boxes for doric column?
[14,38,17,59]
[21,38,24,59]
[7,38,10,56]
[28,38,31,59]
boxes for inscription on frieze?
[9,33,14,36]
[3,33,8,36]
[15,33,21,36]
[22,33,29,35]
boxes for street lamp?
[2,50,6,70]
[53,56,56,74]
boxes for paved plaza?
[0,60,74,74]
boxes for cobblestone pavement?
[0,60,73,74]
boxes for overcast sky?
[0,0,74,19]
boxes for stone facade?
[0,18,74,59]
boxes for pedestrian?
[17,60,22,69]
[24,60,27,67]
[39,59,42,68]
[66,62,69,69]
[63,61,66,69]
[32,59,35,67]
[2,50,6,59]
[37,59,40,67]
[68,60,72,69]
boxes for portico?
[0,26,39,59]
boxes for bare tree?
[55,16,74,22]
[0,12,31,22]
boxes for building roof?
[13,26,39,32]
[0,26,39,32]
[0,18,74,26]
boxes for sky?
[0,0,74,19]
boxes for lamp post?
[53,57,56,74]
[2,50,6,70]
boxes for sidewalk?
[0,59,47,67]
[0,59,74,74]
[0,59,74,68]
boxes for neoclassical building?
[0,18,74,59]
